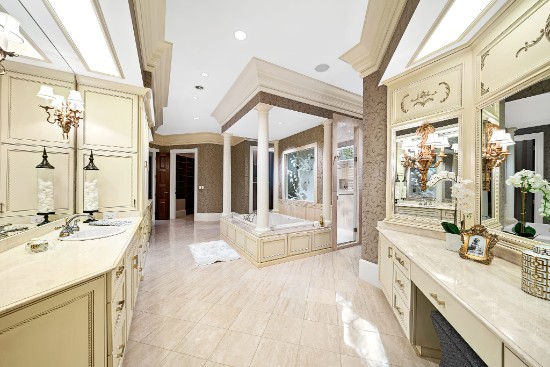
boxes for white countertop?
[0,218,141,314]
[378,227,550,367]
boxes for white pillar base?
[359,259,381,288]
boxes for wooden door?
[156,153,170,220]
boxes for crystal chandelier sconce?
[0,12,23,75]
[37,86,84,139]
[83,150,99,223]
[401,123,450,191]
[36,147,55,226]
[482,121,515,191]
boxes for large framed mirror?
[480,75,550,247]
[391,117,460,224]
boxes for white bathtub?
[233,212,313,230]
[503,222,550,243]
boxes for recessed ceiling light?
[201,72,209,77]
[193,117,199,120]
[195,85,204,90]
[315,64,330,72]
[234,30,247,41]
[192,96,199,100]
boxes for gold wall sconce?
[37,86,84,139]
[0,12,23,75]
[482,121,514,191]
[401,123,450,191]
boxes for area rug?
[188,240,240,266]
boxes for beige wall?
[279,125,324,204]
[361,0,419,263]
[151,143,223,213]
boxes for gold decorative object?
[482,121,514,191]
[401,123,449,191]
[37,86,84,139]
[400,82,451,114]
[26,239,50,253]
[515,13,550,58]
[522,244,550,301]
[459,225,497,265]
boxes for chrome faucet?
[242,211,257,223]
[59,214,93,238]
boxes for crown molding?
[76,75,149,96]
[152,132,245,146]
[340,0,406,78]
[212,57,363,127]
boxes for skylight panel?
[416,0,492,60]
[45,0,120,77]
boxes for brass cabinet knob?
[396,279,404,289]
[429,292,446,306]
[115,266,124,277]
[116,300,125,312]
[116,344,125,358]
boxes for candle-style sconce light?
[36,147,55,226]
[83,150,99,223]
[482,121,515,191]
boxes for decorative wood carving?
[481,82,490,96]
[481,51,490,71]
[400,82,451,113]
[515,13,550,57]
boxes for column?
[222,132,232,216]
[272,140,280,213]
[256,103,272,232]
[322,119,333,223]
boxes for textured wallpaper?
[151,143,223,213]
[279,125,324,204]
[361,0,420,263]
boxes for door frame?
[332,116,363,249]
[514,132,544,223]
[150,148,159,223]
[169,149,198,220]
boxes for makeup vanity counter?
[0,206,153,367]
[377,225,550,367]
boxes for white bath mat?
[189,240,240,266]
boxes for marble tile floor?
[123,218,437,367]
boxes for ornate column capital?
[255,103,273,113]
[322,119,333,128]
[221,132,233,139]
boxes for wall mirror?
[283,143,317,203]
[393,118,459,221]
[480,76,550,245]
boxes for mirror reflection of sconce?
[482,121,515,191]
[0,12,23,75]
[401,123,450,191]
[37,86,84,139]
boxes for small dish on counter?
[25,239,51,253]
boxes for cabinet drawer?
[110,278,126,334]
[411,263,502,367]
[393,266,411,306]
[392,291,410,338]
[288,232,311,255]
[110,257,125,300]
[504,347,528,367]
[109,313,127,367]
[393,247,410,279]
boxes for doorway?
[332,117,362,247]
[249,146,275,213]
[169,149,198,220]
[155,152,170,220]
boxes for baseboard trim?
[359,259,381,288]
[195,212,222,221]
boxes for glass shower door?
[336,138,357,246]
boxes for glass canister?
[83,150,99,214]
[36,147,55,217]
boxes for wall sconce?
[0,12,23,75]
[401,123,449,191]
[36,147,55,226]
[83,150,99,222]
[482,121,514,191]
[37,86,84,139]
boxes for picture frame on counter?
[460,225,497,265]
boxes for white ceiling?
[157,0,368,136]
[505,92,550,130]
[1,0,142,86]
[380,0,508,84]
[225,106,323,141]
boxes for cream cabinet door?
[378,234,394,304]
[78,85,138,153]
[0,70,75,148]
[0,276,106,367]
[76,150,138,213]
[0,144,74,218]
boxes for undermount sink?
[59,226,126,241]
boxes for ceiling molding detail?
[339,0,407,78]
[212,57,363,127]
[152,132,245,147]
[130,0,173,129]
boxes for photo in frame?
[459,225,498,265]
